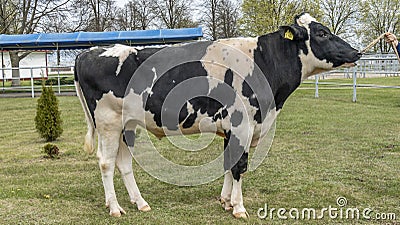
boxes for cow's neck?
[298,42,331,80]
[254,33,304,109]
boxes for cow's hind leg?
[220,138,233,211]
[97,129,126,217]
[116,130,151,212]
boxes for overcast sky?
[115,0,128,7]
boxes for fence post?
[1,51,4,94]
[57,67,61,94]
[362,60,366,78]
[315,74,319,98]
[1,67,4,94]
[352,67,357,102]
[30,67,35,98]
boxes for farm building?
[0,51,49,80]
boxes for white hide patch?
[296,13,316,28]
[100,44,138,76]
[123,89,147,127]
[251,108,279,147]
[143,67,158,96]
[94,91,123,131]
[299,50,333,80]
[201,38,257,94]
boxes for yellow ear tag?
[284,30,294,40]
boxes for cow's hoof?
[225,206,233,211]
[131,200,151,212]
[233,211,249,219]
[139,205,151,212]
[219,198,233,211]
[110,211,122,217]
[223,204,233,211]
[109,205,126,217]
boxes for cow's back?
[75,45,162,120]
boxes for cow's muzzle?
[344,51,362,67]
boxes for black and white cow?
[74,13,361,218]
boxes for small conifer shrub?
[43,143,60,158]
[35,85,63,142]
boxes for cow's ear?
[279,25,308,41]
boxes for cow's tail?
[75,74,96,155]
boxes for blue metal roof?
[0,27,203,50]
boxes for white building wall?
[1,52,47,80]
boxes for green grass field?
[0,78,399,224]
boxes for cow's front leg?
[222,129,250,219]
[97,130,125,217]
[117,132,151,212]
[231,152,249,219]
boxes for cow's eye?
[319,31,328,38]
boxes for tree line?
[1,0,400,85]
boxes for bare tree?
[116,1,141,30]
[0,0,18,34]
[87,0,118,31]
[217,0,240,39]
[69,0,118,32]
[0,0,70,86]
[199,0,219,40]
[199,0,240,40]
[321,0,358,37]
[116,0,157,30]
[155,0,197,29]
[40,8,71,33]
[67,0,93,32]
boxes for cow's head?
[279,13,361,79]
